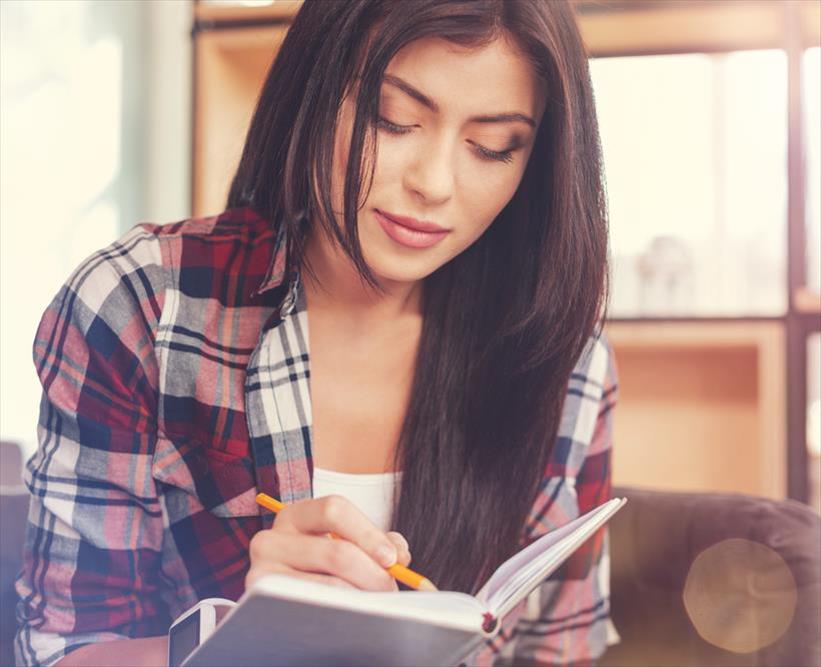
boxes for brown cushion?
[601,486,821,667]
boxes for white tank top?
[312,466,402,532]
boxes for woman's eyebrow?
[382,74,536,128]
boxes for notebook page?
[485,498,626,618]
[488,519,604,617]
[476,498,625,607]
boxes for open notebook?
[184,497,626,667]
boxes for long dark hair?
[227,0,609,594]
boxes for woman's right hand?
[245,495,412,592]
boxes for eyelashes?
[375,117,516,165]
[374,117,415,137]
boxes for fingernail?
[377,544,397,567]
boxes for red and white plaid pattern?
[15,207,618,666]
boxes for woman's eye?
[376,117,413,135]
[376,117,516,165]
[474,144,515,164]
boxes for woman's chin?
[369,264,432,287]
[362,248,444,287]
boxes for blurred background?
[1,0,820,512]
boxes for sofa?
[600,485,821,667]
[2,442,819,667]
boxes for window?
[591,51,788,318]
[0,1,141,456]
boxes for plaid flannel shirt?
[15,206,619,666]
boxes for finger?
[245,561,356,591]
[254,530,396,592]
[386,531,409,552]
[284,496,398,568]
[287,570,359,590]
[386,532,411,566]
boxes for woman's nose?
[402,137,455,205]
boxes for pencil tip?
[418,578,438,592]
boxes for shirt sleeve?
[14,225,170,667]
[472,334,619,667]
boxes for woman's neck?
[301,227,423,330]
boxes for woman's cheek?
[374,146,407,182]
[479,165,529,219]
[462,176,509,224]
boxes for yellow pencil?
[255,492,437,592]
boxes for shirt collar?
[252,208,303,318]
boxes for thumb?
[386,531,411,567]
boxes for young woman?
[15,1,618,665]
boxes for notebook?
[183,497,626,667]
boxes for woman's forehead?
[382,36,545,122]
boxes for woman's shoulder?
[569,330,618,403]
[60,206,275,299]
[548,330,618,468]
[141,205,273,241]
[121,205,275,263]
[39,207,276,343]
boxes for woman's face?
[328,34,546,286]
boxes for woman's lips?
[375,210,450,249]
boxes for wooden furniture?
[190,0,820,502]
[605,322,786,498]
[193,4,298,217]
